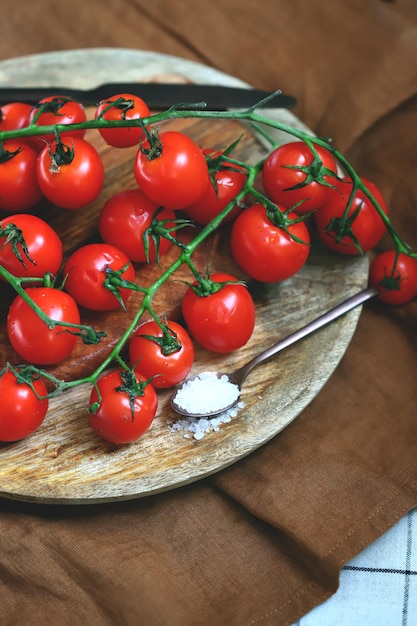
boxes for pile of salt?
[169,373,244,440]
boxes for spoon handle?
[234,286,378,383]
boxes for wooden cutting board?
[0,49,369,504]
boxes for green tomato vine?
[0,91,414,404]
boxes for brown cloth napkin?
[1,1,417,624]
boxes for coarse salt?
[173,372,240,415]
[169,372,244,440]
[168,401,245,440]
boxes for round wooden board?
[0,49,369,504]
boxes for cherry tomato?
[230,203,310,283]
[95,93,150,148]
[88,369,157,444]
[369,251,417,305]
[314,177,388,255]
[133,131,209,210]
[129,319,194,388]
[182,149,247,225]
[261,141,339,214]
[181,272,256,353]
[0,368,49,442]
[98,189,175,263]
[7,287,80,365]
[0,102,32,132]
[63,243,136,311]
[0,213,63,280]
[36,137,104,210]
[0,140,42,212]
[28,95,87,148]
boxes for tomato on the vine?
[182,149,247,225]
[369,251,417,305]
[0,368,49,442]
[36,137,104,210]
[7,287,80,365]
[261,141,339,214]
[0,140,42,212]
[88,369,157,444]
[133,130,209,210]
[314,177,388,255]
[0,102,32,132]
[0,213,63,280]
[230,203,310,283]
[129,319,194,388]
[63,243,136,311]
[181,272,256,353]
[98,189,176,263]
[95,93,150,148]
[28,95,87,148]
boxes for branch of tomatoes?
[4,97,413,252]
[0,92,416,444]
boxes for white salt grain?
[168,395,246,441]
[173,373,240,415]
[168,373,245,440]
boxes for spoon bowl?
[170,287,377,419]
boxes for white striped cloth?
[294,507,417,626]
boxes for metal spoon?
[170,286,377,419]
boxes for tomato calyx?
[323,201,365,254]
[116,369,150,419]
[59,325,107,346]
[0,221,36,269]
[206,151,248,199]
[280,148,338,193]
[187,269,246,298]
[372,254,405,293]
[265,203,311,245]
[0,142,22,163]
[376,273,402,293]
[0,362,48,398]
[89,368,153,420]
[138,127,163,160]
[102,262,142,311]
[97,96,136,118]
[143,208,191,262]
[34,96,72,114]
[30,96,74,123]
[139,324,183,357]
[45,137,76,172]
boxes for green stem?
[1,100,415,400]
[0,265,105,344]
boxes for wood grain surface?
[0,50,368,504]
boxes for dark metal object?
[0,83,297,110]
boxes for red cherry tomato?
[95,93,150,148]
[63,243,136,311]
[133,131,209,210]
[0,213,63,280]
[369,251,417,305]
[314,177,388,255]
[0,102,32,132]
[98,189,175,263]
[261,141,339,214]
[36,137,104,210]
[129,319,194,388]
[0,140,42,212]
[88,369,157,444]
[7,287,80,365]
[230,203,310,283]
[0,368,49,442]
[28,95,87,148]
[182,149,247,225]
[181,272,256,353]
